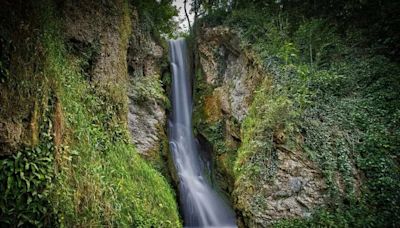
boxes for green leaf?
[26,179,31,191]
[27,196,32,205]
[7,176,13,190]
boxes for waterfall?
[168,39,237,227]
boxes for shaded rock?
[126,11,167,156]
[197,28,262,122]
[194,25,332,226]
[63,0,129,84]
[0,120,22,156]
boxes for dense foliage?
[0,0,181,226]
[1,0,398,226]
[195,1,400,227]
[132,0,178,38]
[197,0,400,60]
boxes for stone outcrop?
[0,0,168,162]
[0,1,50,156]
[194,26,264,193]
[197,26,262,122]
[194,26,330,226]
[126,11,169,165]
[62,0,131,125]
[64,1,169,158]
[234,143,327,226]
[63,0,130,84]
[0,120,23,156]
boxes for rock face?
[194,26,264,196]
[234,144,327,226]
[62,0,131,125]
[197,27,261,122]
[126,11,168,163]
[63,0,130,85]
[8,0,132,157]
[128,101,165,154]
[194,26,329,226]
[0,0,168,161]
[0,121,23,156]
[0,1,51,156]
[64,2,168,158]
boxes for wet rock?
[198,27,262,122]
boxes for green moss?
[0,103,57,226]
[0,1,59,225]
[198,6,400,227]
[51,5,181,227]
[1,0,181,226]
[192,68,238,192]
[235,79,294,182]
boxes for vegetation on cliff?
[192,0,400,226]
[1,0,399,226]
[0,0,180,226]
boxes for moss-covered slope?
[193,5,400,227]
[0,0,181,226]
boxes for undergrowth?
[0,0,181,226]
[0,103,56,226]
[201,6,400,227]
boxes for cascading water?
[168,39,237,227]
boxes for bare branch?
[184,0,192,31]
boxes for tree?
[184,0,192,31]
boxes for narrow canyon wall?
[0,0,131,156]
[194,25,360,227]
[128,13,167,155]
[64,0,171,174]
[0,1,180,226]
[62,0,131,124]
[194,26,263,193]
[0,0,170,167]
[0,1,46,156]
[127,11,169,169]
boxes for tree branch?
[184,0,192,31]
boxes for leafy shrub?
[0,122,56,226]
[132,0,178,37]
[129,75,170,109]
[201,5,400,227]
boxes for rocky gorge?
[1,0,399,227]
[193,26,338,226]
